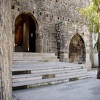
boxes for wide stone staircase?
[12,52,90,90]
[13,52,59,64]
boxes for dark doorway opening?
[15,13,36,52]
[29,17,36,52]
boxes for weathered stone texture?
[0,0,12,100]
[0,0,93,99]
[11,0,92,69]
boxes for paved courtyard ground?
[12,69,100,100]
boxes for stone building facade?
[11,0,92,69]
[0,0,92,99]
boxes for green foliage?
[80,0,100,33]
[92,0,100,10]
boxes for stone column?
[84,35,92,70]
[0,0,12,100]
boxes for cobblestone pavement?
[12,70,100,100]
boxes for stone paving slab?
[12,69,87,79]
[13,62,83,69]
[12,70,100,100]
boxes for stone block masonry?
[0,0,93,99]
[11,0,92,69]
[0,0,12,100]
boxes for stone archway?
[69,34,86,64]
[15,13,38,52]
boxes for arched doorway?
[15,13,37,52]
[69,34,86,64]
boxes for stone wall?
[11,0,92,69]
[0,0,12,100]
[0,0,93,99]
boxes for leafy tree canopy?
[80,0,100,33]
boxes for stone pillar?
[0,0,12,100]
[84,35,92,70]
[84,54,92,70]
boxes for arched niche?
[69,34,86,64]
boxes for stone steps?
[12,52,90,90]
[12,72,90,88]
[13,62,83,69]
[12,69,88,83]
[13,52,59,63]
[12,68,87,78]
[13,65,82,72]
[12,62,90,89]
[14,59,59,63]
